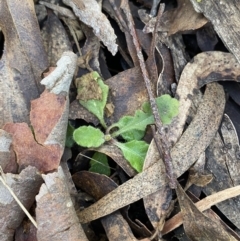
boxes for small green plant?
[73,71,179,173]
[89,152,111,176]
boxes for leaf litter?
[1,0,240,240]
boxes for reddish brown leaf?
[3,123,62,172]
[30,91,67,145]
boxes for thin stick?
[120,0,177,188]
[0,167,38,228]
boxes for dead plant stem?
[120,0,177,188]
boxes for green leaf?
[115,140,149,172]
[143,94,179,125]
[76,71,109,128]
[111,110,154,138]
[156,95,179,125]
[110,95,179,140]
[89,152,111,176]
[65,122,75,148]
[117,116,145,141]
[73,126,105,148]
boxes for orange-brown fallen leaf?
[3,123,62,173]
[3,52,77,173]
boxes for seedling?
[72,71,179,173]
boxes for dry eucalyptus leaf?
[79,23,101,73]
[96,144,137,177]
[190,0,240,63]
[221,114,240,186]
[36,167,88,241]
[169,51,240,145]
[203,127,240,229]
[73,171,138,240]
[171,83,225,177]
[176,183,237,241]
[142,83,224,229]
[0,0,48,126]
[143,138,172,229]
[41,11,72,65]
[106,66,148,124]
[163,185,240,236]
[0,166,43,241]
[142,0,207,35]
[63,0,118,55]
[78,160,167,223]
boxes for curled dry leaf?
[40,51,77,95]
[36,167,88,241]
[168,51,240,144]
[94,144,137,177]
[0,0,48,126]
[0,166,43,241]
[63,0,118,55]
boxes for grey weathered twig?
[120,0,177,188]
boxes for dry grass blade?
[0,167,37,228]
